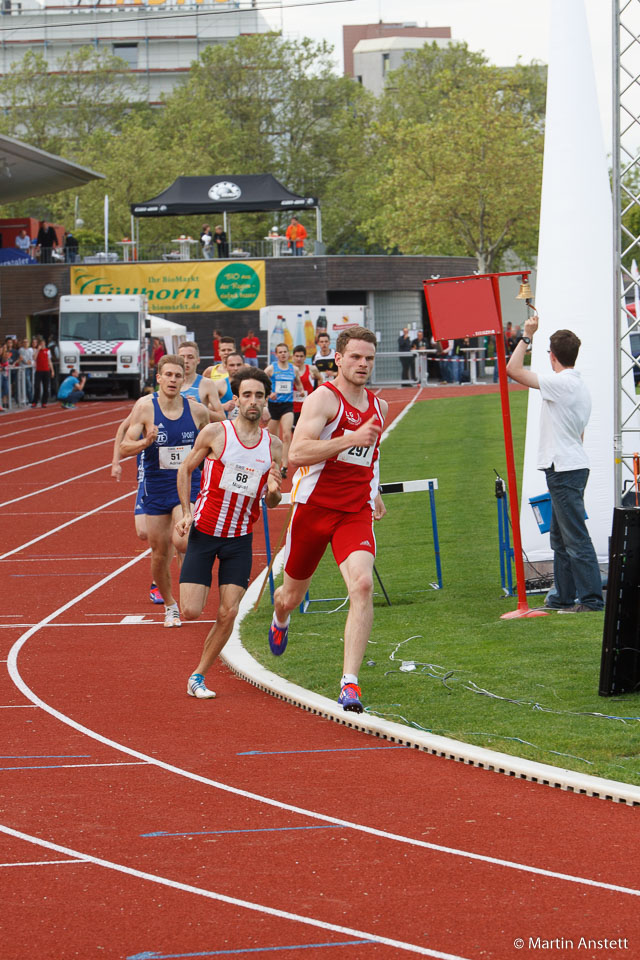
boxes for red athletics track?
[0,393,638,960]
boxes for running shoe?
[338,682,363,713]
[187,673,216,699]
[149,583,164,604]
[268,618,289,656]
[164,604,181,628]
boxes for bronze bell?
[516,278,533,300]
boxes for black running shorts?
[180,526,253,589]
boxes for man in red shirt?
[285,216,308,257]
[240,329,261,368]
[268,326,388,714]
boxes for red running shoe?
[149,583,164,604]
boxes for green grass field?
[241,391,640,787]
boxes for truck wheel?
[128,382,141,400]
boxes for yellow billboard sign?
[70,261,266,313]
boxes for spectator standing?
[240,329,261,368]
[18,337,33,404]
[32,338,52,407]
[152,337,166,372]
[507,316,604,612]
[200,224,213,260]
[398,327,415,385]
[57,367,86,408]
[213,225,229,259]
[36,221,58,264]
[0,341,9,410]
[47,334,60,392]
[212,330,221,363]
[285,216,307,257]
[64,230,79,263]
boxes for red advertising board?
[422,274,502,340]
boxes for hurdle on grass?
[260,478,442,609]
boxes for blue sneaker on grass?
[268,618,288,656]
[338,682,363,714]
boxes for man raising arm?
[507,315,603,612]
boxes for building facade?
[0,0,270,104]
[343,21,451,82]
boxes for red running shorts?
[284,501,376,581]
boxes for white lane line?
[380,386,423,443]
[0,620,215,629]
[0,417,125,455]
[7,554,640,901]
[0,859,87,868]
[0,705,37,709]
[0,405,129,442]
[0,491,135,560]
[0,462,115,509]
[0,823,468,959]
[0,439,112,477]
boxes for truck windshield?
[60,312,138,341]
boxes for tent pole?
[315,206,322,243]
[223,210,229,251]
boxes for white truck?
[58,294,149,399]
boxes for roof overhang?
[0,134,104,203]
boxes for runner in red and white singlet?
[290,381,384,513]
[193,419,272,537]
[175,368,282,701]
[292,344,320,427]
[269,326,389,715]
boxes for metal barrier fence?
[370,349,489,387]
[1,364,29,409]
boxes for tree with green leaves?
[0,48,142,155]
[364,63,544,271]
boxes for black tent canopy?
[131,174,318,217]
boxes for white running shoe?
[164,604,181,628]
[187,673,216,699]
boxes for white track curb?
[222,562,640,808]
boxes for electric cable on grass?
[381,635,640,723]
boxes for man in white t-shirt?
[507,315,604,612]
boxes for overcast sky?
[265,0,613,144]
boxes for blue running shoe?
[268,618,289,656]
[149,583,164,604]
[338,682,363,713]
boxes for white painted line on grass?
[0,823,469,959]
[0,491,135,560]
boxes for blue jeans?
[244,357,259,367]
[544,467,604,609]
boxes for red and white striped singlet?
[193,420,272,537]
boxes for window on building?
[113,43,138,69]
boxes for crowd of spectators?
[12,222,79,263]
[0,334,59,411]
